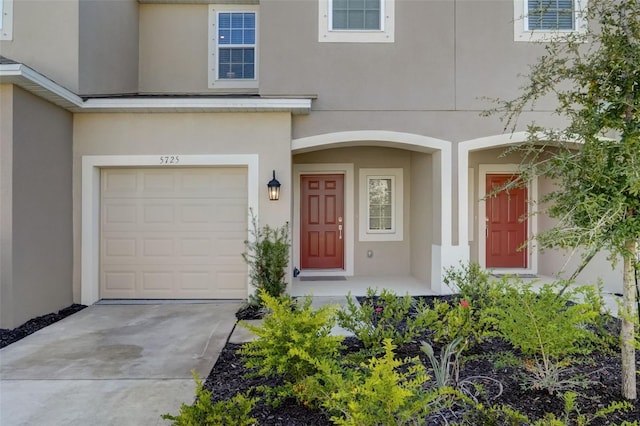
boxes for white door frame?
[293,163,354,277]
[478,164,538,275]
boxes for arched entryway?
[291,131,456,293]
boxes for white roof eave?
[0,63,312,115]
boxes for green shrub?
[242,213,290,304]
[489,281,604,394]
[533,391,637,426]
[437,264,503,346]
[161,372,257,426]
[238,292,344,383]
[297,339,447,426]
[443,262,493,304]
[456,402,531,426]
[457,393,637,426]
[336,288,435,348]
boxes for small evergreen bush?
[336,288,435,348]
[242,213,290,305]
[296,339,448,426]
[438,263,502,345]
[238,292,344,383]
[488,281,604,394]
[161,372,257,426]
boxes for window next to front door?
[359,168,404,242]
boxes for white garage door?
[100,167,248,299]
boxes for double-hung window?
[209,5,258,89]
[319,0,395,43]
[359,168,403,241]
[514,0,587,41]
[527,0,575,30]
[0,0,13,41]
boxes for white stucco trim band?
[81,154,259,305]
[0,62,312,114]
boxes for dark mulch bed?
[0,304,86,349]
[206,297,640,425]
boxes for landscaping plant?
[238,292,344,384]
[420,336,465,389]
[489,281,605,394]
[161,372,257,426]
[486,0,640,398]
[242,212,290,305]
[296,339,449,426]
[436,264,501,346]
[336,288,434,349]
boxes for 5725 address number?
[160,155,180,165]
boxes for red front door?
[486,174,528,268]
[301,174,345,269]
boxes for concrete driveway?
[0,302,241,426]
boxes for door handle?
[338,224,343,240]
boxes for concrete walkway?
[0,302,241,426]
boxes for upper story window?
[0,0,14,41]
[208,4,258,89]
[319,0,395,43]
[527,0,574,30]
[514,0,587,42]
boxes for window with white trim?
[359,168,403,241]
[208,5,258,89]
[319,0,395,43]
[514,0,587,42]
[1,0,14,41]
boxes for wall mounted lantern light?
[267,170,281,201]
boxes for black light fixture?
[267,170,281,201]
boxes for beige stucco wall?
[0,0,80,93]
[0,86,73,329]
[294,146,433,277]
[78,0,139,95]
[72,112,292,302]
[0,85,14,328]
[410,152,433,282]
[536,177,624,294]
[138,3,210,93]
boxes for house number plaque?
[159,155,180,165]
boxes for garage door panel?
[143,204,175,224]
[104,204,138,225]
[100,167,248,299]
[217,272,247,291]
[103,170,139,194]
[103,271,137,292]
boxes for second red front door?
[300,174,345,269]
[485,174,528,268]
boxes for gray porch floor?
[289,275,438,298]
